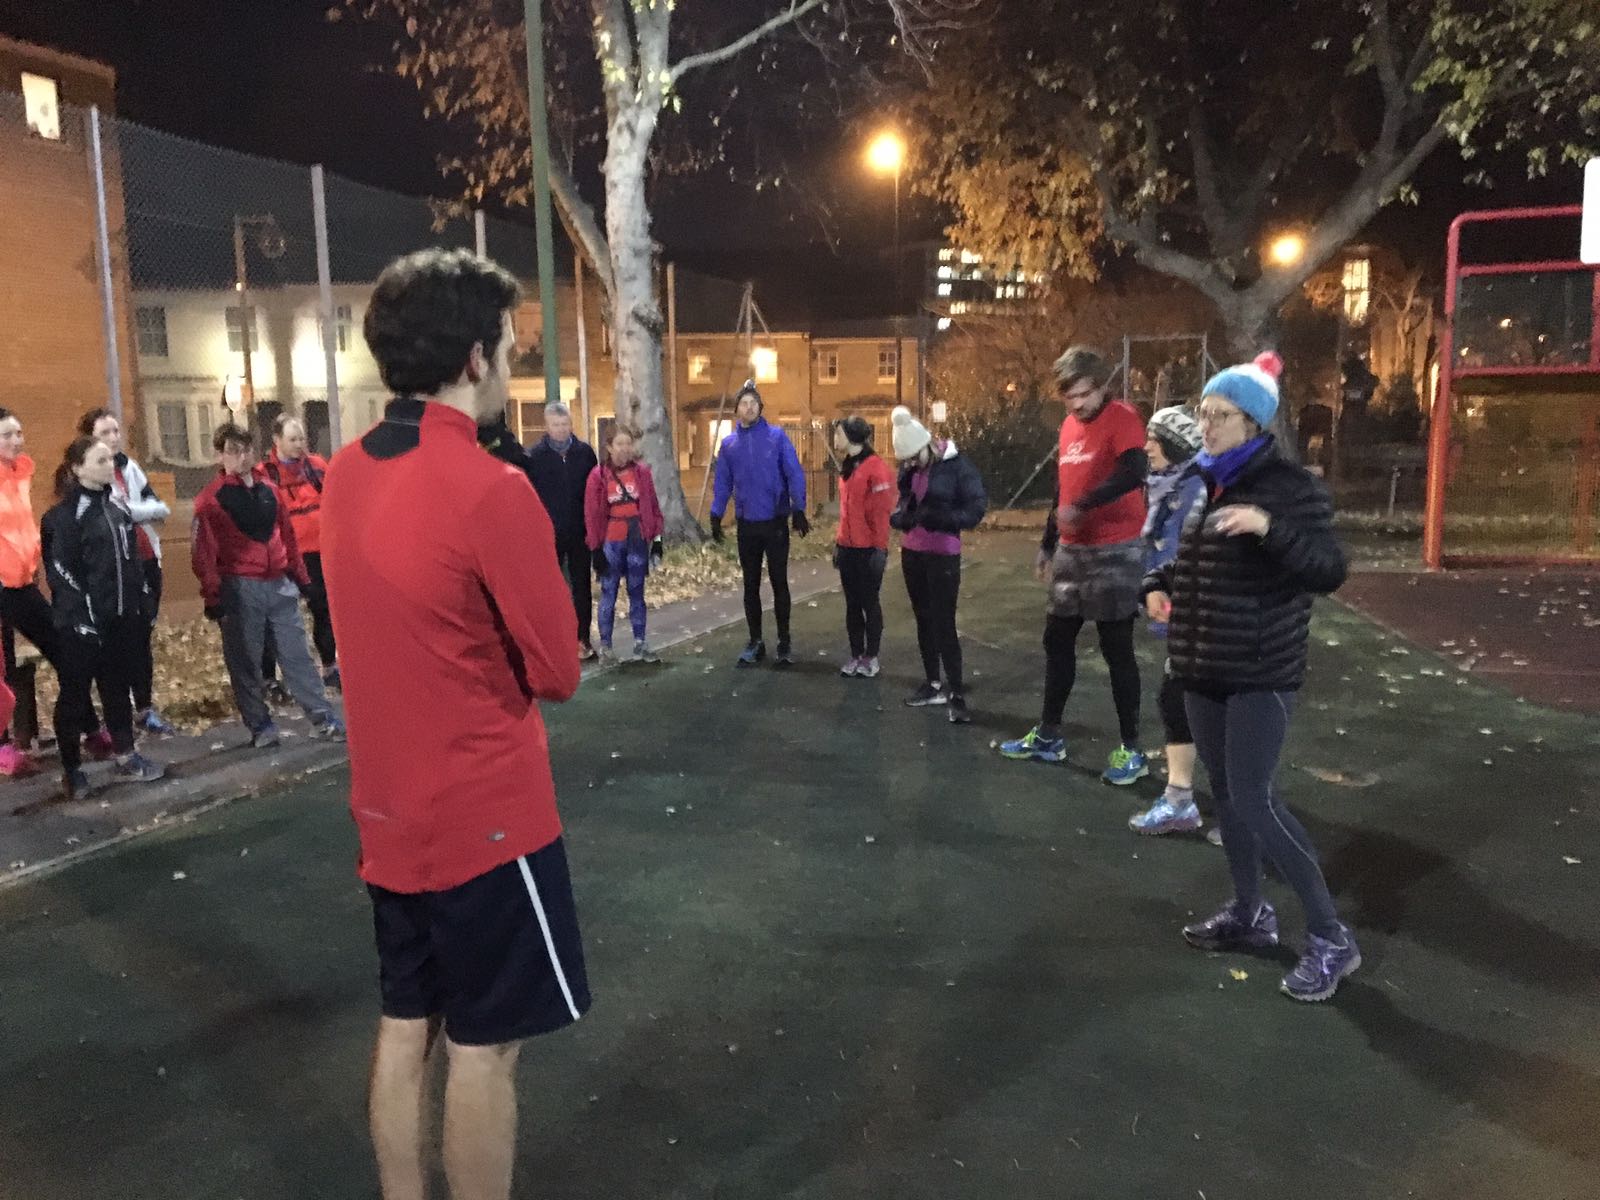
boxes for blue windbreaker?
[710,417,807,522]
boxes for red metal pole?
[1423,215,1465,570]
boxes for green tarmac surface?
[3,532,1597,1199]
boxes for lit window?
[960,250,982,265]
[877,344,898,383]
[751,345,778,383]
[816,347,839,384]
[1342,257,1371,324]
[937,266,955,281]
[135,307,168,357]
[688,350,711,383]
[22,73,60,141]
[318,304,353,353]
[938,248,955,262]
[936,317,952,332]
[937,283,952,297]
[710,418,734,447]
[226,306,259,354]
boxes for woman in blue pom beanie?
[1142,351,1359,1003]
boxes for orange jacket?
[0,454,41,588]
[259,451,329,556]
[836,451,896,550]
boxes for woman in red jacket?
[260,414,338,690]
[833,416,895,678]
[584,427,664,666]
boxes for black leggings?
[737,519,791,645]
[1185,688,1340,940]
[1041,614,1140,746]
[57,617,140,772]
[902,549,962,692]
[262,552,336,677]
[1157,666,1192,746]
[1,583,98,739]
[130,559,162,711]
[837,547,886,658]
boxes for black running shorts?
[367,838,591,1046]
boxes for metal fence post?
[311,165,342,450]
[475,210,488,258]
[86,106,124,419]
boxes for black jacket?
[889,443,988,535]
[1145,438,1346,694]
[527,434,598,541]
[42,485,148,637]
[478,419,538,489]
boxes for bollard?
[1387,465,1401,519]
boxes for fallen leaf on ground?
[1301,766,1378,787]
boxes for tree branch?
[670,0,826,83]
[547,155,614,300]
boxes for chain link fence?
[2,88,563,506]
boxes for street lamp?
[865,129,908,407]
[232,213,286,412]
[1268,232,1306,267]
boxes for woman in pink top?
[887,406,987,724]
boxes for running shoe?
[633,640,661,664]
[63,767,91,801]
[579,642,598,662]
[1129,794,1203,836]
[839,657,862,677]
[1102,746,1149,786]
[1205,826,1224,848]
[1281,925,1362,1002]
[736,640,766,668]
[322,665,342,692]
[0,743,38,777]
[311,717,347,741]
[251,722,282,750]
[114,751,166,783]
[857,657,881,678]
[265,681,292,708]
[1183,899,1280,952]
[85,729,116,761]
[597,644,618,667]
[137,708,178,736]
[947,693,972,724]
[997,726,1065,763]
[774,640,795,667]
[904,682,947,707]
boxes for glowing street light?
[865,128,909,408]
[1268,232,1306,267]
[865,130,906,176]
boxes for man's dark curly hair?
[362,248,522,397]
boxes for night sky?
[1,0,1583,315]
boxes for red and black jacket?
[190,471,309,608]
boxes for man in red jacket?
[321,247,585,1200]
[191,423,342,748]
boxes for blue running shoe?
[1183,899,1280,952]
[737,640,766,667]
[137,708,177,736]
[312,717,347,741]
[1102,746,1149,786]
[998,726,1066,763]
[1129,794,1202,836]
[1281,925,1361,1002]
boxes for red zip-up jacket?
[322,399,580,893]
[190,471,308,608]
[583,460,664,549]
[259,451,329,556]
[836,451,895,549]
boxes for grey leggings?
[1184,688,1340,941]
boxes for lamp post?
[232,213,285,416]
[866,130,907,409]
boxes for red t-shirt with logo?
[1057,400,1147,546]
[604,465,642,542]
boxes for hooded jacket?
[42,484,148,636]
[0,453,42,588]
[584,460,665,549]
[1145,437,1347,694]
[710,416,807,524]
[112,452,170,563]
[889,440,987,539]
[528,433,598,541]
[836,449,896,550]
[260,450,330,556]
[191,471,309,608]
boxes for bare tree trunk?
[1215,297,1300,459]
[602,111,705,543]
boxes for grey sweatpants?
[219,575,333,734]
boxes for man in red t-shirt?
[321,248,584,1200]
[999,345,1151,782]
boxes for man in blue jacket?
[710,381,809,666]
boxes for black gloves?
[204,603,227,622]
[792,510,810,538]
[710,514,724,543]
[888,504,914,532]
[592,547,609,578]
[649,538,664,572]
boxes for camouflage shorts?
[1047,539,1145,622]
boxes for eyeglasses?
[1196,406,1244,427]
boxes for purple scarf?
[1196,435,1270,491]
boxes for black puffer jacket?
[42,485,148,637]
[889,442,988,535]
[1145,438,1346,693]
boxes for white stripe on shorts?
[516,854,582,1022]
